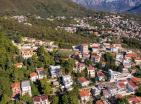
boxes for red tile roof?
[96,100,104,104]
[11,82,20,88]
[128,96,141,104]
[117,80,126,88]
[131,77,141,84]
[79,89,90,97]
[97,71,104,77]
[126,53,137,58]
[36,68,44,71]
[30,72,38,77]
[33,95,48,102]
[128,79,137,88]
[92,43,99,48]
[118,82,125,88]
[79,77,88,83]
[88,65,95,70]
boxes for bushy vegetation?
[0,0,91,17]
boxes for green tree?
[0,94,10,104]
[20,95,33,104]
[52,96,59,104]
[31,83,40,96]
[62,94,69,104]
[40,79,52,95]
[136,84,141,96]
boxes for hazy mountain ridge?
[73,0,141,13]
[127,3,141,13]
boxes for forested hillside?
[0,0,90,17]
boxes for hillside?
[127,4,141,14]
[0,0,90,17]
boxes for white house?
[87,65,95,78]
[73,61,85,73]
[21,80,32,96]
[80,44,89,54]
[33,95,49,104]
[50,65,61,78]
[97,71,105,81]
[78,77,89,87]
[21,49,33,59]
[91,87,101,96]
[109,69,132,82]
[30,72,38,82]
[36,68,46,80]
[62,75,73,91]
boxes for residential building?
[62,75,73,91]
[128,96,141,104]
[33,95,49,104]
[14,63,23,69]
[90,43,100,53]
[79,88,90,102]
[73,61,85,73]
[80,44,89,54]
[50,65,61,78]
[109,69,132,82]
[91,87,101,96]
[78,77,89,87]
[135,58,141,65]
[30,72,38,82]
[87,65,95,78]
[102,89,111,98]
[116,80,128,96]
[97,71,105,81]
[36,68,46,79]
[11,82,21,98]
[96,100,104,104]
[123,59,132,69]
[21,80,32,96]
[21,49,33,59]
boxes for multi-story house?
[79,88,90,103]
[30,72,38,82]
[109,69,132,82]
[78,77,89,87]
[21,80,32,96]
[11,82,21,98]
[49,65,61,78]
[62,75,73,91]
[87,65,95,78]
[33,95,49,104]
[36,68,46,80]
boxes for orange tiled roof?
[128,96,141,104]
[14,63,22,67]
[97,71,104,77]
[96,100,104,104]
[128,79,137,88]
[30,72,38,77]
[79,77,88,83]
[118,82,125,88]
[88,65,95,70]
[79,89,90,97]
[126,53,137,58]
[131,77,141,84]
[11,82,20,88]
[36,68,44,71]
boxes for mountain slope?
[127,4,141,14]
[0,0,89,17]
[73,0,141,13]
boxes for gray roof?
[21,80,30,87]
